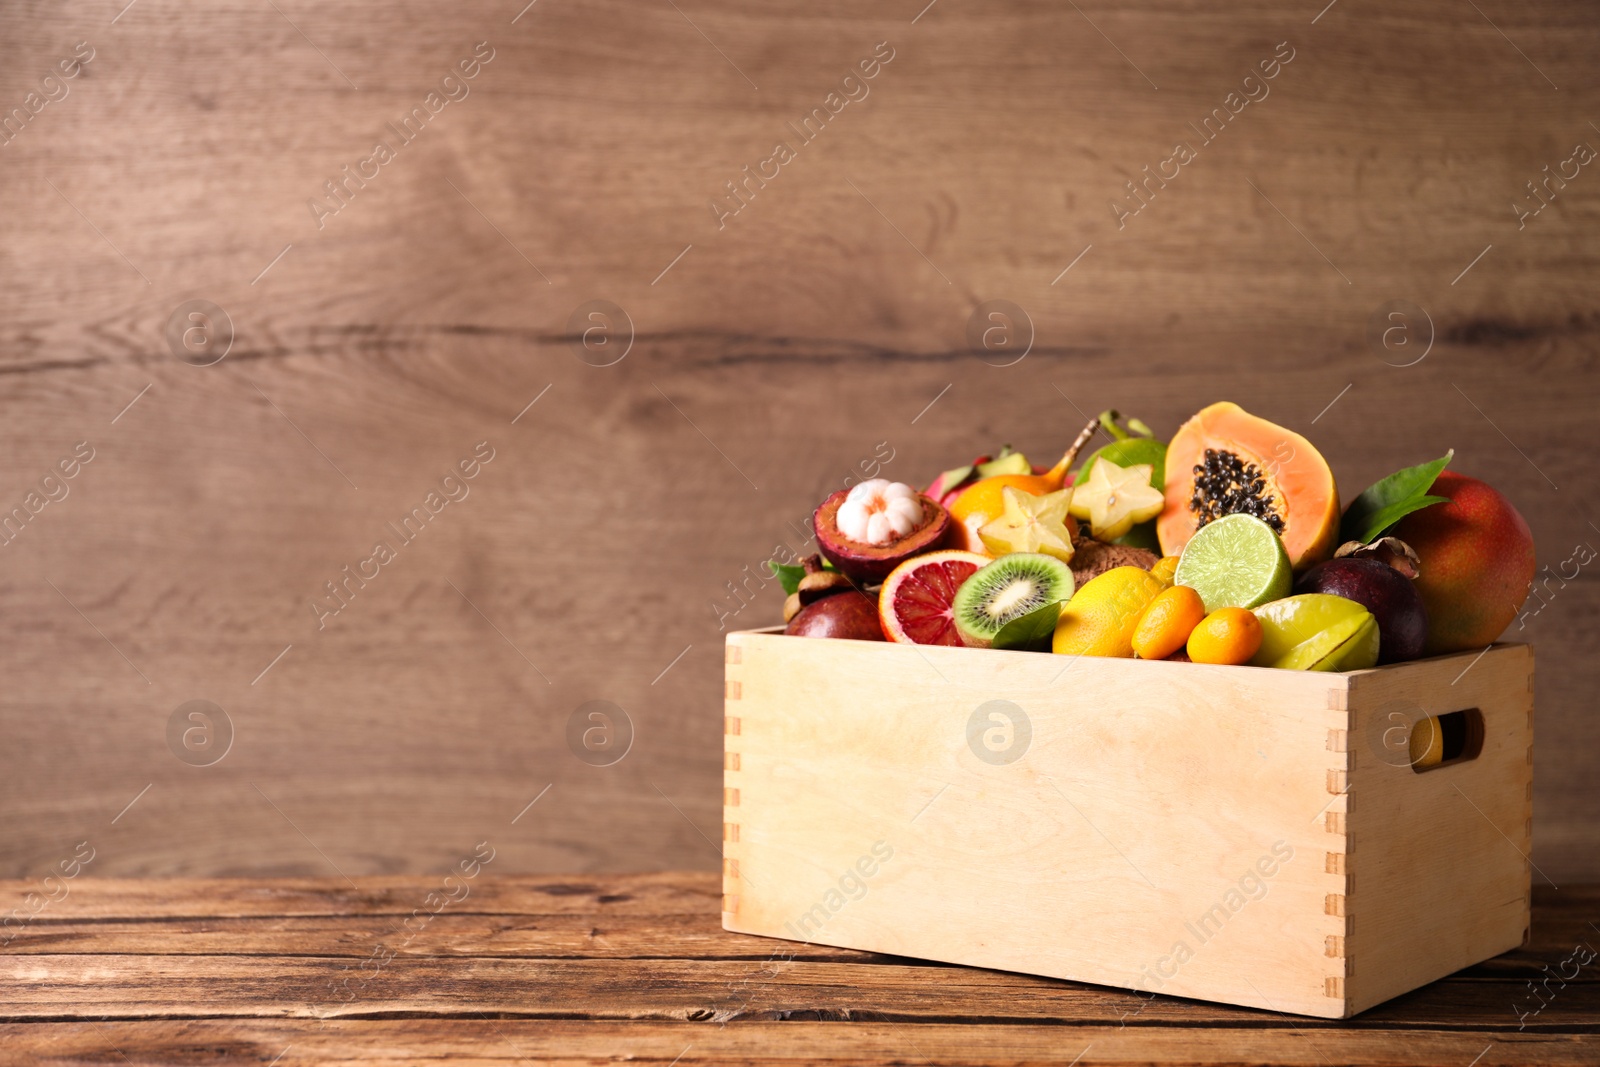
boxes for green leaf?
[767,562,807,596]
[991,601,1062,652]
[1356,495,1451,544]
[1340,450,1454,545]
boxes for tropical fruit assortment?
[774,402,1536,674]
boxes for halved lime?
[1173,513,1292,613]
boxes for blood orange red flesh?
[878,550,990,645]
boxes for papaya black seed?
[1186,448,1286,533]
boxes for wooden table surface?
[3,875,1596,1065]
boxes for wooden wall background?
[1,0,1596,881]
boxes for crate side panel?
[1344,644,1534,1014]
[725,633,1350,1018]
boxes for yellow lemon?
[1053,566,1165,658]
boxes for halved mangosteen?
[813,479,951,583]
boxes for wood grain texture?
[0,0,1597,880]
[0,875,1595,1066]
[8,1022,1599,1067]
[5,872,1591,975]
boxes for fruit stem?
[1098,409,1128,441]
[1042,415,1104,489]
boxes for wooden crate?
[722,632,1534,1018]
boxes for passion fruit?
[814,479,951,583]
[1294,556,1428,664]
[781,554,855,622]
[784,590,885,641]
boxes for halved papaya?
[1158,402,1339,571]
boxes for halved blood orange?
[878,549,991,645]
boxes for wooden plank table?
[2,875,1595,1065]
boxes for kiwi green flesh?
[953,553,1073,648]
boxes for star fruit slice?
[978,486,1076,562]
[1069,460,1164,541]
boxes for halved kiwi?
[952,553,1075,649]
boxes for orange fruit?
[1148,556,1180,586]
[949,474,1069,553]
[1131,585,1207,660]
[1186,607,1264,666]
